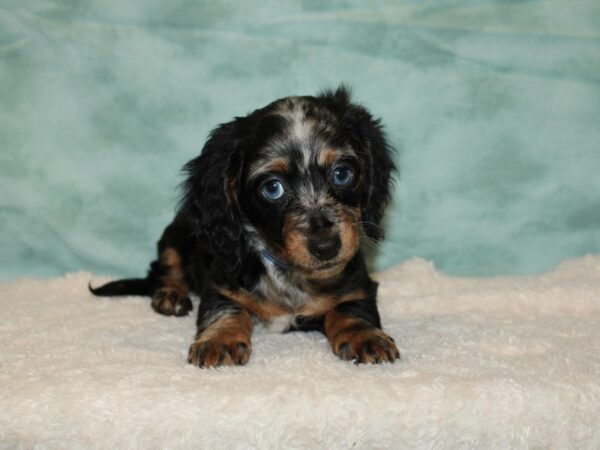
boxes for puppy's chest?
[253,269,315,332]
[257,268,310,309]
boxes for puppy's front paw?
[188,338,252,368]
[151,287,192,316]
[334,329,400,364]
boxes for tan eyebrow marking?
[318,148,340,166]
[268,158,288,174]
[248,157,289,180]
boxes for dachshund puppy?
[90,86,400,368]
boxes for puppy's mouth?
[280,258,343,273]
[267,247,345,275]
[295,258,347,279]
[315,261,341,271]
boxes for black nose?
[308,235,341,261]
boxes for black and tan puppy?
[90,86,400,368]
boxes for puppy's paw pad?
[187,339,251,368]
[335,330,400,364]
[151,288,192,316]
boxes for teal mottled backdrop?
[1,0,599,280]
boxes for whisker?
[356,221,404,246]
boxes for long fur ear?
[179,120,247,281]
[319,86,396,241]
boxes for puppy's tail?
[88,277,154,298]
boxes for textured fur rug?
[1,256,599,448]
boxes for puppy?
[90,86,400,368]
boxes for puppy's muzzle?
[304,210,342,261]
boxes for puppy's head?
[183,86,395,281]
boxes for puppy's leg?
[324,299,400,364]
[150,247,193,316]
[188,294,253,368]
[150,218,193,316]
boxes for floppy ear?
[320,86,396,241]
[180,120,247,281]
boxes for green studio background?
[1,0,599,281]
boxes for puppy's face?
[239,97,364,279]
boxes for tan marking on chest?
[216,287,289,322]
[217,285,366,324]
[297,288,366,317]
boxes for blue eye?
[332,165,354,186]
[260,179,285,200]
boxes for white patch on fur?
[260,314,295,333]
[276,98,318,170]
[296,133,313,169]
[256,260,310,312]
[243,223,265,251]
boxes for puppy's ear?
[320,86,396,241]
[180,120,247,281]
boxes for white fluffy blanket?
[2,256,600,448]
